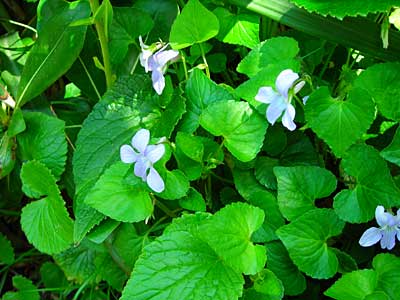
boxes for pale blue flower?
[255,69,304,131]
[359,205,400,250]
[138,37,179,95]
[120,128,165,193]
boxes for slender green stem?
[78,56,102,100]
[210,172,233,184]
[199,43,210,78]
[318,43,337,80]
[0,18,37,34]
[104,238,131,276]
[89,0,113,89]
[153,197,176,218]
[180,50,189,80]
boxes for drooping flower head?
[255,69,305,131]
[138,36,179,95]
[120,128,165,193]
[359,205,400,250]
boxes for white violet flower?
[255,69,305,131]
[120,128,165,193]
[138,36,179,95]
[359,205,400,250]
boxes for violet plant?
[1,0,400,299]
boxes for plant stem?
[89,0,113,89]
[199,43,210,78]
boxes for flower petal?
[359,227,382,247]
[145,144,165,163]
[153,49,179,68]
[147,167,165,193]
[375,205,388,227]
[266,96,286,125]
[120,145,138,163]
[302,95,309,105]
[255,87,277,104]
[275,69,299,98]
[151,69,165,95]
[132,129,150,154]
[293,80,305,94]
[134,158,148,181]
[380,229,397,250]
[281,103,296,131]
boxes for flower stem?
[199,43,210,78]
[89,0,113,89]
[180,50,189,80]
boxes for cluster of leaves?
[1,0,400,299]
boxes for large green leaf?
[274,166,337,221]
[214,7,259,49]
[334,144,400,223]
[169,0,219,49]
[181,68,233,133]
[324,254,400,300]
[2,276,39,300]
[73,75,184,242]
[20,161,73,254]
[276,209,345,279]
[109,8,153,64]
[85,162,153,222]
[200,202,266,275]
[121,213,244,300]
[16,0,90,107]
[288,0,399,19]
[237,37,299,77]
[305,86,375,157]
[265,241,306,296]
[200,100,267,162]
[355,62,400,122]
[17,112,67,179]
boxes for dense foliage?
[1,0,400,299]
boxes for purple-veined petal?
[146,144,165,163]
[275,69,299,98]
[293,80,305,94]
[153,49,179,68]
[131,129,150,154]
[281,103,296,131]
[151,69,165,95]
[380,229,397,250]
[375,205,389,227]
[147,167,165,193]
[255,87,277,104]
[359,227,382,247]
[134,158,149,181]
[266,96,286,125]
[120,145,138,163]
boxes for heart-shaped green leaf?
[305,86,375,157]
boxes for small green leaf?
[0,233,14,264]
[40,262,68,289]
[85,162,153,222]
[176,131,204,162]
[158,169,190,200]
[2,275,39,300]
[121,213,244,300]
[381,126,400,166]
[200,100,267,162]
[181,68,233,133]
[265,241,306,296]
[252,269,284,300]
[20,161,73,254]
[276,209,345,279]
[332,249,358,274]
[169,0,219,49]
[200,202,266,275]
[17,0,90,106]
[179,187,206,212]
[237,37,300,77]
[355,62,400,121]
[214,8,260,49]
[334,144,400,223]
[324,269,378,300]
[274,166,337,221]
[7,108,26,137]
[87,219,120,244]
[305,87,375,157]
[17,112,67,179]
